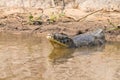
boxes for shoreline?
[0,8,119,42]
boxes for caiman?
[46,29,106,48]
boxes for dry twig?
[76,9,103,22]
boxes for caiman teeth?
[46,34,52,39]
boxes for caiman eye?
[66,39,70,43]
[54,35,59,40]
[53,35,56,39]
[62,40,66,44]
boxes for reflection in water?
[49,48,74,64]
[0,32,119,80]
[74,45,105,55]
[49,45,105,64]
[47,42,120,80]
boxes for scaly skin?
[47,29,105,48]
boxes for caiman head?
[46,33,75,48]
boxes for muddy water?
[0,33,119,80]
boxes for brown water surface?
[0,33,119,80]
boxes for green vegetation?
[48,12,57,23]
[59,12,65,17]
[28,13,34,25]
[28,13,42,25]
[107,19,120,31]
[28,12,65,25]
[48,12,65,23]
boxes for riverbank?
[0,8,120,41]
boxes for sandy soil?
[0,8,120,41]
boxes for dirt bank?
[0,8,120,41]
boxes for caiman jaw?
[46,34,69,48]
